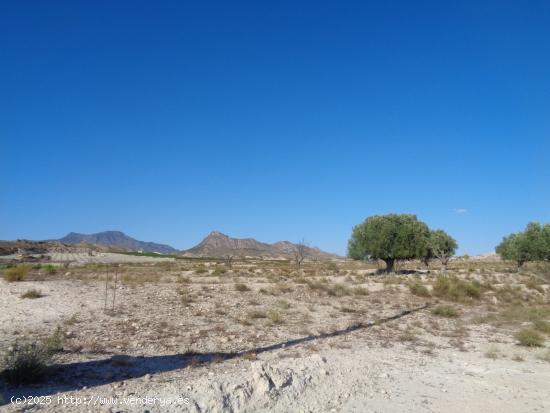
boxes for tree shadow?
[0,304,428,405]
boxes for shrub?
[4,265,31,282]
[268,310,284,324]
[194,264,208,274]
[248,310,267,319]
[432,276,481,302]
[235,283,251,292]
[514,328,544,347]
[212,266,227,276]
[533,319,550,335]
[2,343,52,385]
[42,264,58,275]
[408,282,431,298]
[431,305,459,318]
[43,327,65,353]
[20,289,43,299]
[484,345,500,359]
[352,286,369,296]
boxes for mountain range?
[56,230,338,259]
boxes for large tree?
[428,229,458,272]
[496,222,547,269]
[348,214,430,273]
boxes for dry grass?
[4,265,31,282]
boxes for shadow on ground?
[0,304,428,404]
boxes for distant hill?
[183,231,339,259]
[59,231,178,254]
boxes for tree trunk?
[383,259,395,273]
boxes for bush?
[235,283,251,292]
[20,289,43,299]
[42,264,58,275]
[533,319,550,335]
[212,266,227,276]
[514,328,544,347]
[2,343,51,385]
[352,286,369,296]
[194,264,208,274]
[432,276,481,302]
[408,282,431,297]
[4,265,31,282]
[431,305,459,318]
[268,310,284,324]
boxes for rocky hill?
[58,231,178,254]
[183,231,338,259]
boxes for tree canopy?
[428,229,458,271]
[496,222,550,268]
[348,214,431,272]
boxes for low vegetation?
[20,289,43,299]
[4,264,31,282]
[431,305,459,318]
[514,328,544,347]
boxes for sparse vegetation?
[432,276,482,302]
[514,328,544,347]
[4,264,31,282]
[268,310,284,324]
[235,283,251,292]
[431,305,459,318]
[20,289,43,299]
[2,343,51,385]
[408,282,431,297]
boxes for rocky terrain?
[183,231,338,260]
[0,258,549,412]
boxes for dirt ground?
[0,258,549,412]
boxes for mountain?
[183,231,339,259]
[58,231,178,254]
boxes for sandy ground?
[0,260,549,412]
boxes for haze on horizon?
[1,1,549,256]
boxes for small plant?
[20,289,43,299]
[275,299,291,309]
[268,310,284,324]
[533,319,550,335]
[431,305,459,318]
[212,266,227,276]
[194,264,208,274]
[408,282,431,298]
[484,345,500,359]
[398,329,417,342]
[4,264,31,282]
[43,327,65,353]
[177,287,194,305]
[514,328,544,347]
[352,286,369,296]
[235,283,251,292]
[248,310,267,319]
[42,264,58,275]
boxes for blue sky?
[1,1,549,255]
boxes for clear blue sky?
[1,1,549,255]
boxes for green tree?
[348,214,430,273]
[496,222,546,269]
[428,229,458,272]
